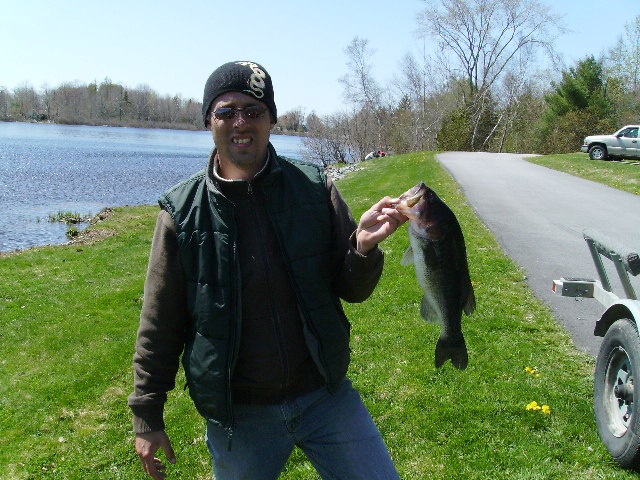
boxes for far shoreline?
[0,118,308,137]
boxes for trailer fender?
[594,300,640,337]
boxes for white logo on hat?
[237,61,266,99]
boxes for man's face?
[209,91,275,178]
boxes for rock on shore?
[325,164,364,181]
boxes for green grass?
[1,152,637,479]
[527,152,640,196]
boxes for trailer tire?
[595,318,640,470]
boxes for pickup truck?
[581,125,640,160]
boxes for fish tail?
[435,337,469,370]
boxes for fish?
[394,182,475,369]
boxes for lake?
[0,122,306,252]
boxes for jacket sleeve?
[128,209,189,433]
[327,177,384,303]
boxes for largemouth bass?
[395,182,475,369]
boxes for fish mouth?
[394,182,427,214]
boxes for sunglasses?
[212,105,267,121]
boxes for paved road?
[437,152,640,356]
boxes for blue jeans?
[206,378,400,480]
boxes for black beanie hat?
[202,61,277,127]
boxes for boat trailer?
[553,229,640,470]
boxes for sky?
[2,0,639,117]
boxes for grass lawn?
[527,152,640,196]
[1,151,637,479]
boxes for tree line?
[303,1,640,166]
[0,78,311,133]
[0,79,206,130]
[2,0,639,165]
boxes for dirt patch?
[65,207,117,247]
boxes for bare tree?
[417,0,563,149]
[277,107,306,133]
[339,36,389,153]
[12,84,40,119]
[52,83,87,123]
[0,87,9,119]
[97,78,124,120]
[302,112,352,167]
[130,84,156,122]
[396,50,452,151]
[340,37,382,108]
[606,15,640,95]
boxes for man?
[128,60,405,480]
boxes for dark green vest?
[160,149,350,429]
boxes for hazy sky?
[2,0,639,116]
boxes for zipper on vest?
[263,191,332,391]
[248,184,291,393]
[226,426,233,451]
[225,237,239,452]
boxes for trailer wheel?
[595,318,640,470]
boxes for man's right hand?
[135,430,177,479]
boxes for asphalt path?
[437,152,640,357]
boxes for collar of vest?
[205,142,282,194]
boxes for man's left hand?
[356,196,407,255]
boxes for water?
[0,122,305,252]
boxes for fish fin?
[400,246,414,266]
[435,337,468,370]
[420,296,440,323]
[463,288,476,316]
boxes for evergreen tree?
[538,56,617,153]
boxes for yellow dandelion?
[526,401,541,411]
[541,405,551,414]
[525,366,541,377]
